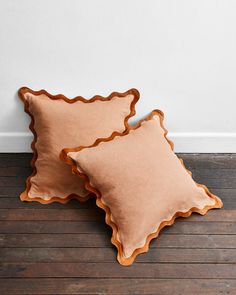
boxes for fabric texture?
[61,110,223,266]
[19,87,139,204]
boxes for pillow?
[61,110,223,266]
[19,87,139,204]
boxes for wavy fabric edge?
[60,109,223,265]
[19,86,140,204]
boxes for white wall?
[0,0,236,152]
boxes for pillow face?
[61,110,223,266]
[19,87,139,204]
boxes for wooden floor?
[0,153,236,295]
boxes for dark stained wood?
[1,187,235,201]
[0,166,31,177]
[1,196,236,210]
[0,186,26,197]
[1,233,236,248]
[180,153,236,169]
[1,172,236,188]
[1,248,235,263]
[0,278,235,294]
[0,221,110,234]
[0,152,235,167]
[0,153,32,167]
[192,168,236,178]
[0,220,235,234]
[0,177,29,187]
[1,263,236,278]
[0,208,235,221]
[0,197,97,209]
[189,175,236,189]
[0,208,104,221]
[0,153,235,295]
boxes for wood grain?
[0,220,235,234]
[1,263,236,278]
[0,248,235,263]
[0,153,235,295]
[0,278,235,295]
[1,233,236,248]
[0,208,235,221]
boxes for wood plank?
[0,248,235,263]
[0,177,30,186]
[210,188,236,200]
[0,278,235,295]
[0,209,104,221]
[179,210,236,222]
[0,166,233,180]
[0,208,233,222]
[0,166,31,177]
[1,187,235,201]
[2,169,236,183]
[192,169,236,178]
[179,153,236,169]
[0,221,109,234]
[1,263,236,279]
[0,154,235,170]
[0,197,235,210]
[191,177,236,189]
[190,169,236,189]
[0,187,235,204]
[0,197,97,209]
[1,234,236,249]
[0,187,25,197]
[0,187,235,211]
[0,153,32,167]
[0,221,235,234]
[1,153,236,167]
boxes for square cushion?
[61,110,223,266]
[19,87,139,204]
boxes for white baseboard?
[0,132,236,153]
[168,132,236,153]
[0,132,33,152]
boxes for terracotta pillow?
[19,87,139,204]
[61,110,223,266]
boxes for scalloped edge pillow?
[19,87,139,204]
[61,109,223,266]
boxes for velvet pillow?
[19,87,139,204]
[61,110,223,266]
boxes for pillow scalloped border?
[19,86,140,204]
[60,109,223,266]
